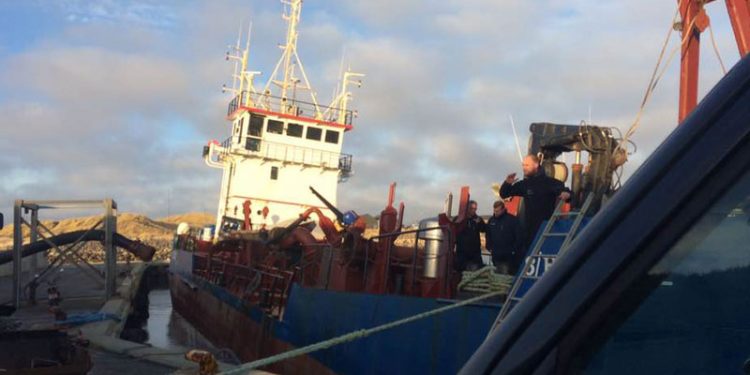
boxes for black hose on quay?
[0,230,156,265]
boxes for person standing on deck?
[485,200,523,275]
[500,155,571,253]
[455,200,486,272]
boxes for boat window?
[306,127,322,141]
[270,166,278,180]
[245,138,260,152]
[287,123,303,138]
[578,169,750,374]
[248,115,264,137]
[267,120,284,134]
[325,130,339,144]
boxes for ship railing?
[218,136,353,175]
[220,137,232,151]
[289,243,338,289]
[192,254,294,319]
[227,90,355,126]
[364,225,453,297]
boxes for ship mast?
[205,0,364,235]
[324,69,364,125]
[263,0,321,117]
[224,22,260,107]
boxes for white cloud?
[1,0,745,224]
[53,0,178,28]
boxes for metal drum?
[418,218,445,278]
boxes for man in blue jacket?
[486,200,523,274]
[500,155,570,253]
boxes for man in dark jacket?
[455,200,485,272]
[500,155,570,253]
[485,200,523,275]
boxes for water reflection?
[145,289,218,353]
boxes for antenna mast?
[224,22,260,107]
[264,0,321,117]
[323,69,364,124]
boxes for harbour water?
[144,288,218,353]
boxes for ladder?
[487,193,594,335]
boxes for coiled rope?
[458,266,514,294]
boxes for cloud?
[0,0,744,225]
[53,0,178,28]
[3,47,190,114]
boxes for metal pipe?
[0,230,156,266]
[104,200,116,299]
[12,201,22,308]
[368,226,445,240]
[30,210,38,278]
[383,240,393,294]
[411,231,419,293]
[571,163,584,208]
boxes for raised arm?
[500,173,526,198]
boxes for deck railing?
[193,254,294,319]
[220,136,353,176]
[227,91,354,126]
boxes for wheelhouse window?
[245,138,260,152]
[248,114,264,137]
[270,166,278,180]
[306,127,322,141]
[287,123,303,138]
[325,130,340,144]
[267,119,284,134]
[579,169,750,374]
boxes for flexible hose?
[0,230,156,265]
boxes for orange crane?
[679,0,750,122]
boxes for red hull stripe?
[228,107,354,131]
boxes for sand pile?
[159,212,215,228]
[0,212,450,262]
[0,212,215,261]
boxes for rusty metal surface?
[169,273,335,375]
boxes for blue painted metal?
[172,247,501,375]
[511,217,591,305]
[170,220,590,374]
[181,269,267,323]
[57,312,120,326]
[280,286,501,375]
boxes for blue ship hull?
[168,217,590,373]
[169,247,500,374]
[282,286,500,374]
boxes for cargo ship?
[168,1,621,374]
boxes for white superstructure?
[204,0,363,233]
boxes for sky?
[0,0,744,224]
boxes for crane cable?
[708,23,728,74]
[614,7,699,159]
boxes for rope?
[219,290,504,374]
[458,266,514,294]
[615,7,699,162]
[707,24,728,74]
[615,7,679,158]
